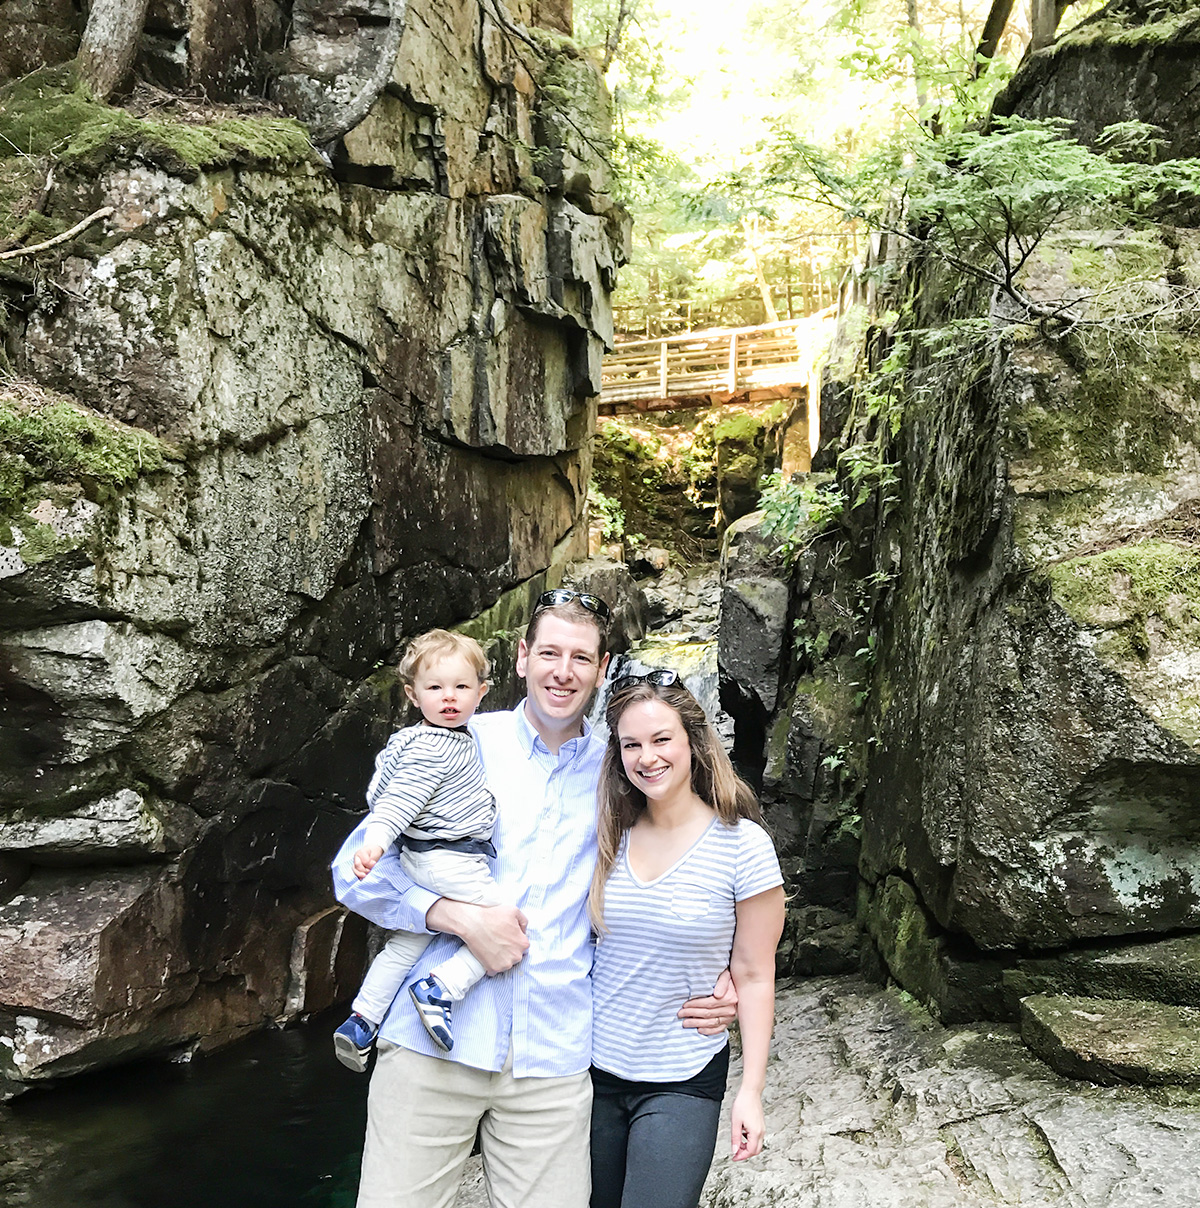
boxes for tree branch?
[0,207,113,261]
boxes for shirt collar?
[514,699,594,760]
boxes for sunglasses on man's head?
[612,669,680,692]
[535,588,612,621]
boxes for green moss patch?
[1048,538,1200,670]
[1064,237,1169,291]
[1049,538,1200,625]
[1012,334,1199,478]
[0,385,173,551]
[0,65,314,245]
[1054,0,1200,52]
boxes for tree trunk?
[1030,0,1064,50]
[76,0,152,101]
[972,0,1015,76]
[742,216,779,324]
[906,0,929,112]
[307,0,409,146]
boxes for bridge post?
[727,332,738,392]
[659,340,668,398]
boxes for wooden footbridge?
[598,309,837,474]
[598,311,836,417]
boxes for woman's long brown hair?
[588,680,762,932]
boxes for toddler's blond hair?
[398,629,490,687]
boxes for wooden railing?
[599,314,834,413]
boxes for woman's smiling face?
[616,697,694,804]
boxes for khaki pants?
[356,1043,592,1208]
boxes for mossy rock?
[1048,538,1200,629]
[1010,333,1198,483]
[0,65,315,245]
[1021,993,1200,1086]
[1052,0,1200,53]
[861,875,1008,1023]
[0,387,174,552]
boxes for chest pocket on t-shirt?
[668,885,711,921]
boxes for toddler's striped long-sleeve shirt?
[362,724,496,853]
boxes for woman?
[588,670,786,1208]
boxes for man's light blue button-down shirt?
[332,703,605,1078]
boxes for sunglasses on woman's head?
[612,669,680,692]
[535,588,612,621]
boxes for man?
[333,590,734,1208]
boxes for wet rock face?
[0,0,621,1093]
[717,512,861,976]
[862,251,1200,956]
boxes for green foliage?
[759,469,846,562]
[725,115,1200,328]
[573,0,857,333]
[587,484,627,540]
[830,0,1016,124]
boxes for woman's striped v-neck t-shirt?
[590,816,782,1082]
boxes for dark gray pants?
[589,1089,722,1208]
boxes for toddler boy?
[333,629,501,1071]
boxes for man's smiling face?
[516,614,609,741]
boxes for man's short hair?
[523,597,611,658]
[398,629,490,686]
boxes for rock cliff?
[717,7,1200,1076]
[0,0,622,1093]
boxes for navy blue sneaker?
[410,976,454,1052]
[333,1011,377,1072]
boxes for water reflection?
[0,1007,366,1208]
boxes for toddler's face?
[405,652,489,728]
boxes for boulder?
[861,876,1009,1024]
[719,512,789,717]
[995,0,1200,160]
[1006,932,1200,1013]
[1020,994,1200,1086]
[562,556,649,655]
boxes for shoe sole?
[333,1033,371,1073]
[410,986,454,1053]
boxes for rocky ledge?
[454,976,1200,1206]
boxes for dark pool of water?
[0,1008,367,1208]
